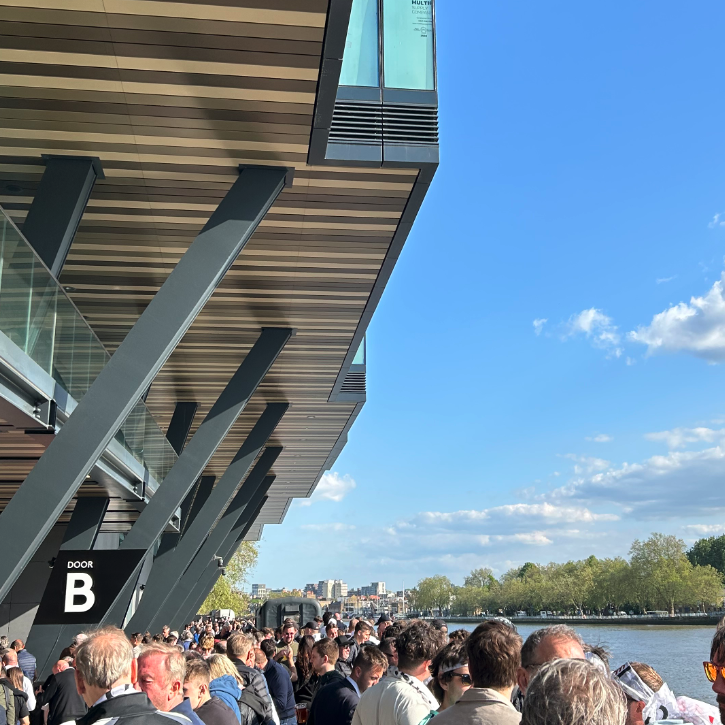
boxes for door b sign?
[35,550,146,625]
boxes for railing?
[0,207,177,483]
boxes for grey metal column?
[165,402,199,456]
[22,156,103,277]
[142,446,282,633]
[25,496,109,678]
[99,330,292,627]
[0,165,290,603]
[128,407,286,630]
[177,488,271,626]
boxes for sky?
[251,0,725,592]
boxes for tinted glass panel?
[383,0,435,90]
[340,0,380,87]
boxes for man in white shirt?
[352,621,445,725]
[2,650,35,710]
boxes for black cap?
[336,635,354,647]
[303,621,318,630]
[376,613,392,625]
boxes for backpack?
[0,681,16,725]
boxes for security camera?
[215,556,224,568]
[220,567,227,576]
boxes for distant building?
[317,579,335,599]
[252,584,268,599]
[333,579,348,598]
[362,581,386,597]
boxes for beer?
[295,703,308,724]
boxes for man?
[516,625,585,699]
[74,627,189,725]
[311,638,344,692]
[520,659,625,725]
[309,645,387,725]
[376,615,392,642]
[275,623,299,664]
[326,621,340,640]
[10,641,35,683]
[40,659,87,725]
[2,650,35,711]
[183,658,237,725]
[302,622,319,639]
[352,620,444,725]
[256,642,295,725]
[349,622,373,664]
[226,633,274,721]
[707,623,725,723]
[432,620,522,725]
[162,626,171,640]
[137,642,205,725]
[335,636,354,678]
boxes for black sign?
[35,549,146,625]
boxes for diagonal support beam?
[0,166,290,603]
[22,156,103,277]
[25,496,109,678]
[141,446,282,633]
[176,488,271,626]
[165,402,199,456]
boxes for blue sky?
[251,0,725,591]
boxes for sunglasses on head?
[704,661,725,682]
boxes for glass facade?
[0,208,177,483]
[383,0,435,90]
[341,0,436,91]
[340,0,379,87]
[352,336,366,365]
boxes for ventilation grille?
[330,101,438,146]
[340,369,366,394]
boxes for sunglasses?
[449,673,473,685]
[704,661,725,682]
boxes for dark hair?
[466,620,522,689]
[323,612,332,625]
[430,641,468,702]
[214,640,227,654]
[260,639,276,660]
[184,656,210,684]
[378,638,396,656]
[395,620,445,671]
[261,628,274,638]
[352,645,388,674]
[712,618,725,661]
[282,621,298,633]
[431,619,448,631]
[355,621,373,635]
[312,637,339,665]
[382,623,405,640]
[296,635,316,683]
[448,629,470,644]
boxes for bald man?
[40,659,86,725]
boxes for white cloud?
[563,454,611,474]
[563,308,622,358]
[586,434,613,443]
[682,523,725,536]
[645,426,725,449]
[708,213,725,229]
[629,273,725,362]
[656,276,677,284]
[551,444,725,519]
[298,471,356,506]
[533,318,548,335]
[300,523,355,532]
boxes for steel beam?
[25,496,109,678]
[22,156,102,277]
[177,489,271,625]
[165,402,198,456]
[0,165,290,603]
[141,446,282,633]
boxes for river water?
[453,623,716,705]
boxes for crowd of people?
[1,612,725,725]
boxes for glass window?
[340,0,380,87]
[383,0,435,90]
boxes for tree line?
[410,533,725,616]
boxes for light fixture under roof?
[307,415,316,419]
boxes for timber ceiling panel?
[0,0,419,537]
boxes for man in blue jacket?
[11,641,35,682]
[257,641,296,725]
[308,646,387,725]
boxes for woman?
[5,666,29,725]
[293,635,318,705]
[199,634,215,659]
[207,655,265,725]
[429,641,471,712]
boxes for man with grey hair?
[515,625,585,701]
[521,658,626,725]
[74,627,189,725]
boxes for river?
[452,623,716,704]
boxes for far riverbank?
[442,613,723,626]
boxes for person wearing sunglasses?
[429,641,471,712]
[705,622,725,723]
[432,620,522,725]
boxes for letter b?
[65,573,95,613]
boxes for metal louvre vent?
[330,101,438,146]
[383,104,439,145]
[329,101,382,144]
[340,369,366,394]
